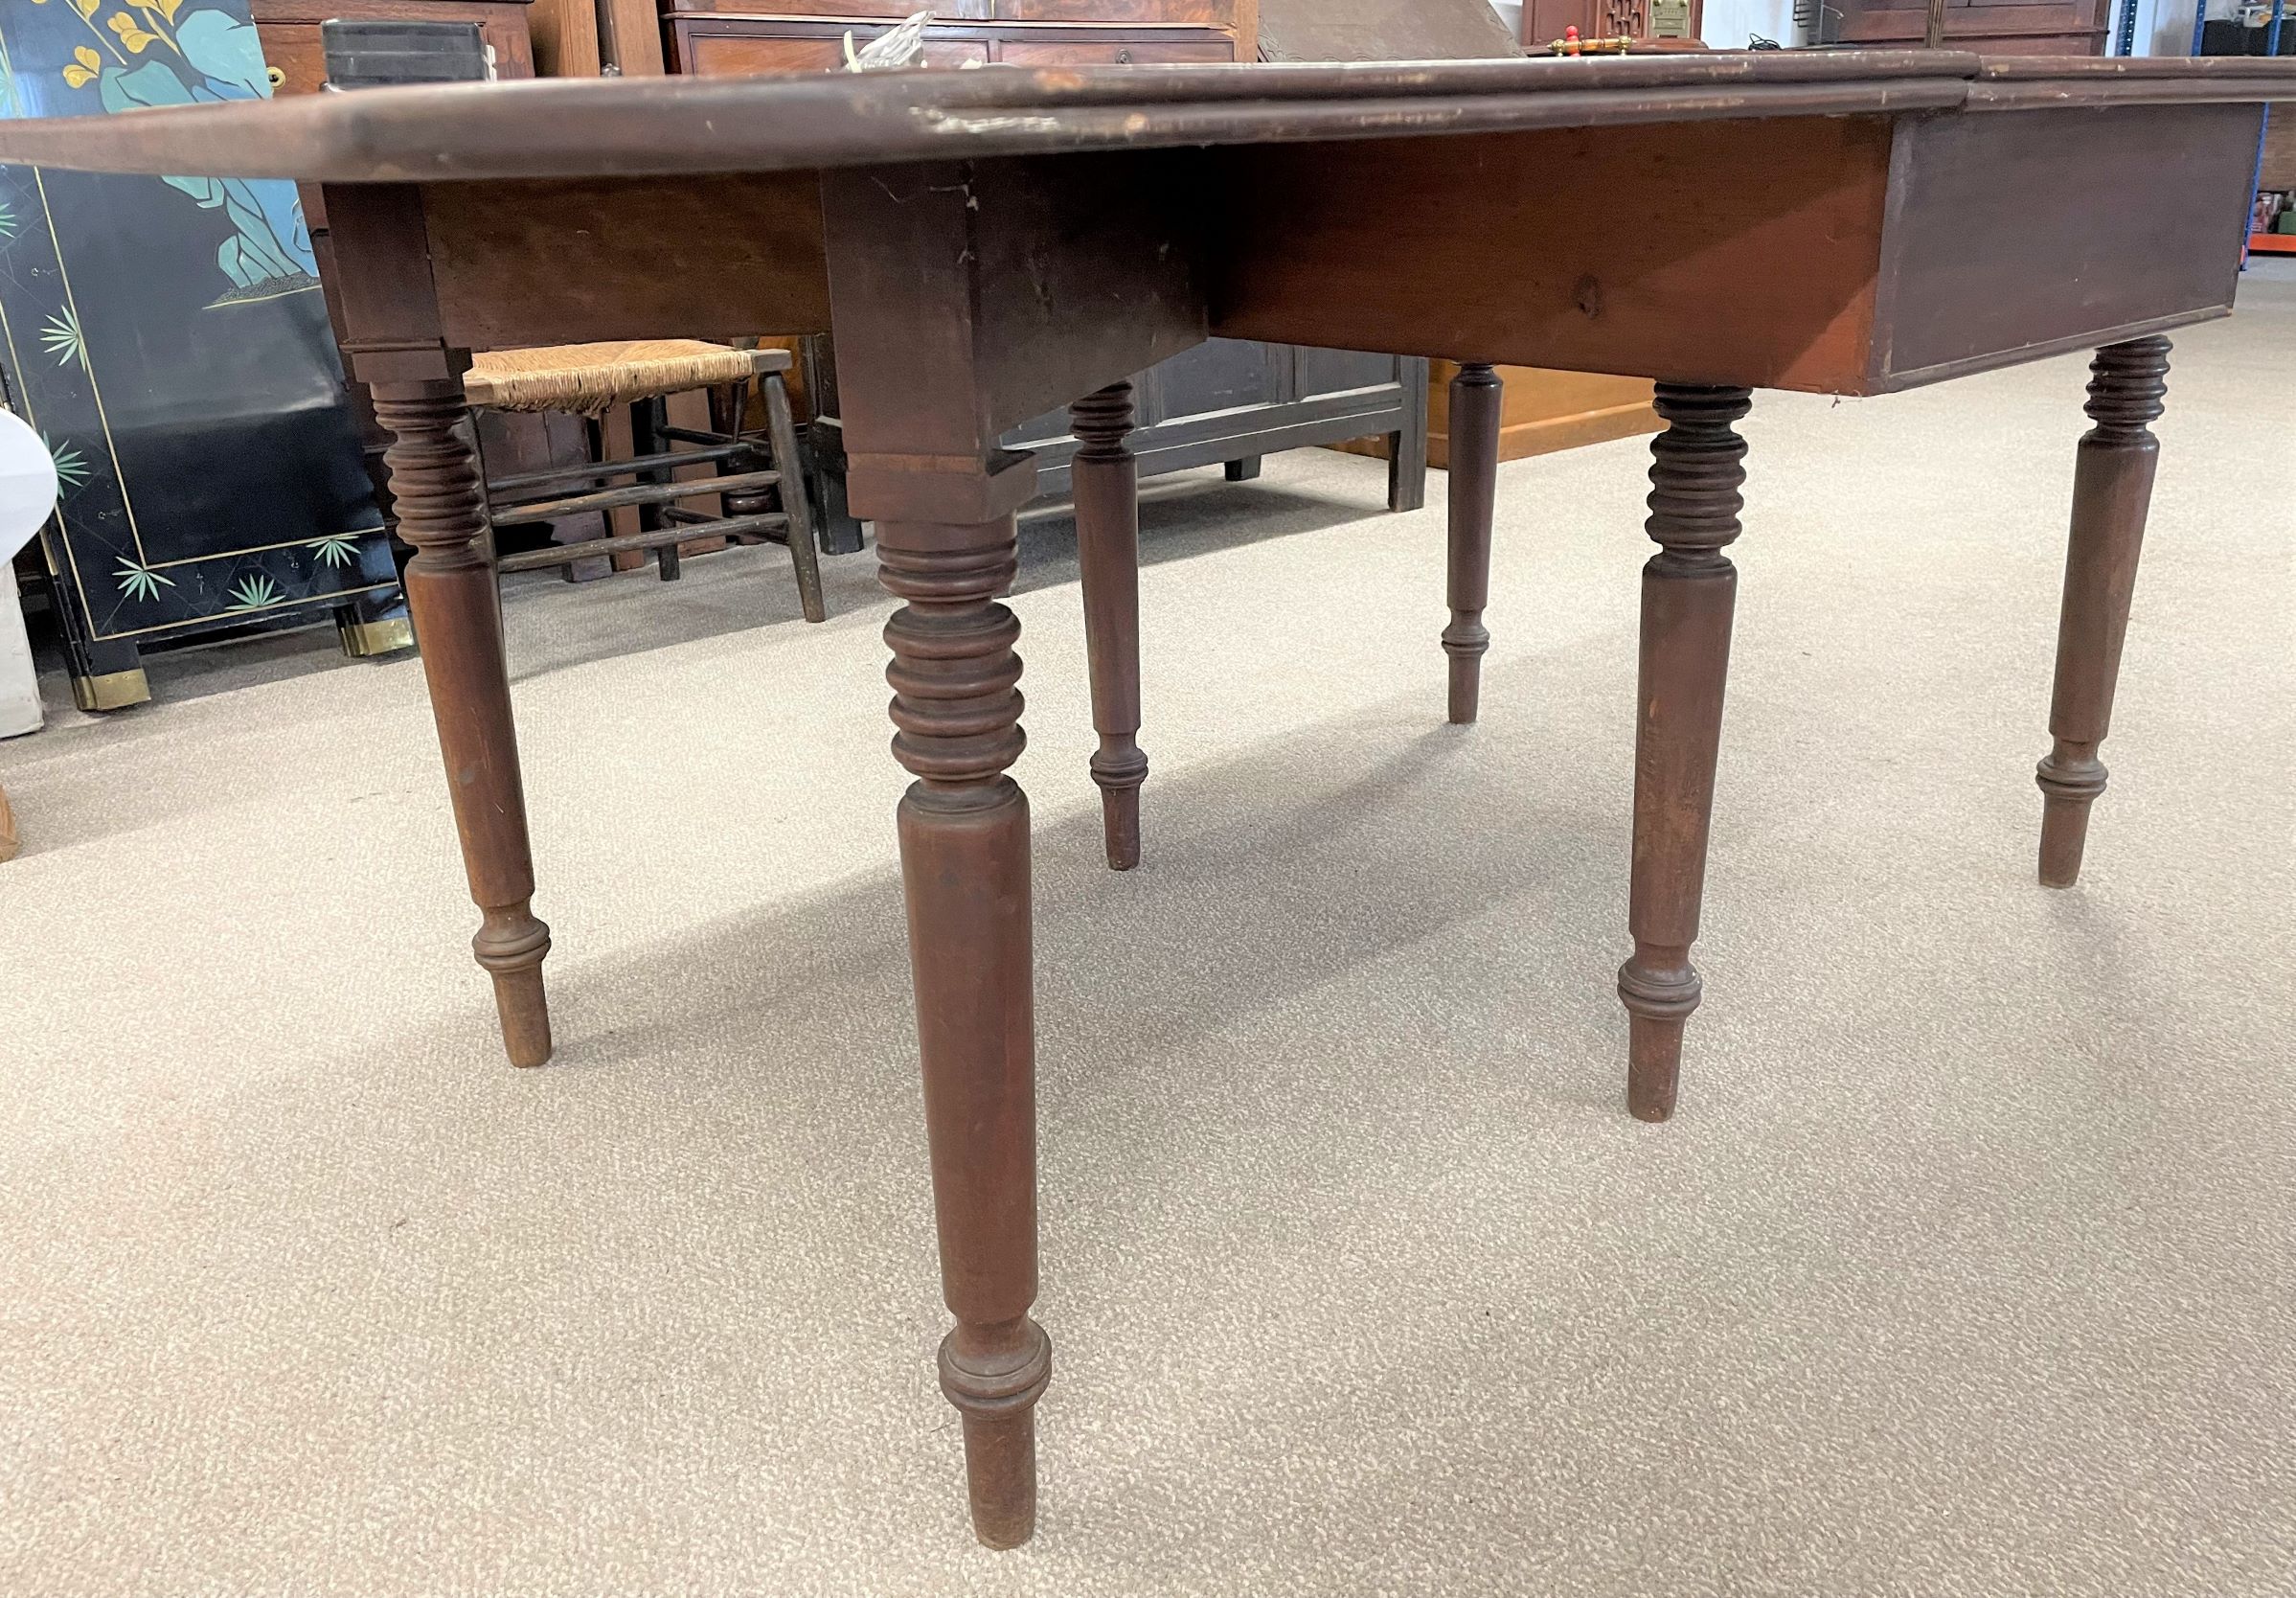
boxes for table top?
[3,53,2294,185]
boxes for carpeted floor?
[3,267,2291,1597]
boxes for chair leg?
[633,400,680,582]
[762,370,829,624]
[2036,336,2171,889]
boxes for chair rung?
[486,442,750,496]
[655,425,741,448]
[489,468,783,527]
[494,513,792,574]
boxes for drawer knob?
[1115,47,1132,63]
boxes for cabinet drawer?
[998,37,1233,62]
[994,1,1235,22]
[679,27,990,74]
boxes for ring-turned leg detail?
[1444,362,1502,724]
[375,381,553,1067]
[1070,382,1148,870]
[2036,335,2170,889]
[1618,384,1750,1122]
[879,511,1050,1548]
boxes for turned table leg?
[1070,382,1148,871]
[880,510,1050,1548]
[1617,384,1750,1123]
[2036,336,2171,889]
[1444,362,1502,724]
[375,381,553,1067]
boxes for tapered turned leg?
[2036,336,2171,889]
[375,381,553,1067]
[1070,382,1148,871]
[879,511,1049,1547]
[1444,362,1502,724]
[1618,385,1750,1122]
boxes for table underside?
[330,100,2255,449]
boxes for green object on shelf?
[2277,211,2296,235]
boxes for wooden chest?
[667,1,1257,75]
[1824,0,2109,54]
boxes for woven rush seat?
[464,340,773,417]
[465,337,825,620]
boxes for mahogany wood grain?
[601,0,666,72]
[1216,117,1898,392]
[2036,337,2170,888]
[818,163,1058,1544]
[524,0,598,75]
[415,173,832,349]
[1070,383,1148,869]
[1618,384,1748,1123]
[379,378,556,1069]
[0,53,2004,184]
[1870,103,2253,389]
[1444,363,1501,726]
[883,504,1048,1548]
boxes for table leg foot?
[1444,362,1501,726]
[2035,335,2169,890]
[1072,382,1148,872]
[478,903,554,1067]
[881,506,1048,1547]
[376,379,556,1070]
[943,1318,1052,1548]
[1618,384,1749,1120]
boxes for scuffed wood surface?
[2,52,2291,184]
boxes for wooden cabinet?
[1823,0,2108,54]
[666,3,1250,73]
[671,0,1426,541]
[252,0,535,232]
[252,0,534,92]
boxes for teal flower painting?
[41,0,316,293]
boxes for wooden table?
[8,51,2291,1546]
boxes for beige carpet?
[3,268,2292,1596]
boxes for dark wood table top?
[4,52,2295,183]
